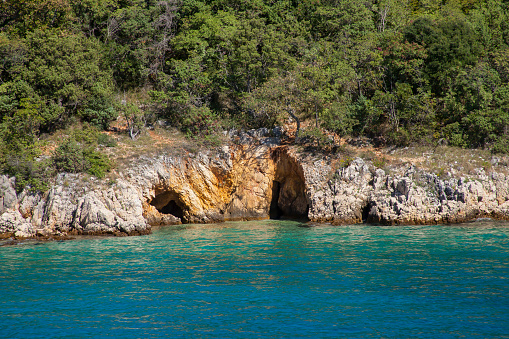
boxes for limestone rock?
[0,210,34,238]
[5,141,509,238]
[305,157,372,225]
[0,176,17,214]
[71,180,148,235]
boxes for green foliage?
[339,156,353,168]
[404,16,482,95]
[373,157,387,169]
[492,138,509,154]
[182,105,220,136]
[80,84,117,129]
[321,102,355,138]
[463,108,509,147]
[309,0,374,42]
[0,140,53,192]
[1,0,509,191]
[443,122,467,148]
[97,133,117,147]
[0,89,55,191]
[53,139,90,174]
[52,126,112,178]
[83,149,112,178]
[0,29,116,132]
[0,0,73,36]
[104,1,179,89]
[119,103,145,140]
[299,127,333,147]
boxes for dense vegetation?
[1,0,509,189]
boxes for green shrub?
[79,84,117,129]
[299,127,333,146]
[0,104,54,192]
[97,133,117,147]
[3,152,54,192]
[53,139,89,173]
[200,133,223,148]
[0,138,54,192]
[321,102,355,139]
[339,156,353,168]
[85,151,112,178]
[387,128,411,147]
[52,126,113,178]
[373,157,387,169]
[492,138,509,154]
[443,122,467,148]
[53,141,112,178]
[182,106,221,136]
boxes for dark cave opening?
[160,200,184,219]
[270,149,310,221]
[269,180,309,220]
[362,203,371,222]
[269,181,282,219]
[150,191,186,221]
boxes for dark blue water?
[1,220,508,338]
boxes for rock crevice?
[3,142,509,238]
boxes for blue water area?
[1,220,508,338]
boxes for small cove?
[1,220,508,338]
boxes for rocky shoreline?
[3,131,509,239]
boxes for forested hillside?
[1,0,509,189]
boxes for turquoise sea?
[1,220,508,338]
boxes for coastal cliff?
[2,132,509,239]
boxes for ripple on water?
[0,219,508,338]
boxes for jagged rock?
[0,210,34,238]
[228,128,283,146]
[5,142,509,239]
[0,176,17,214]
[304,158,373,225]
[0,172,149,237]
[247,128,270,138]
[71,180,148,235]
[260,137,281,146]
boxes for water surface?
[1,220,508,338]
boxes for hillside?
[1,0,509,189]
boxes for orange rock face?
[140,145,309,225]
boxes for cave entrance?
[150,191,186,222]
[362,203,371,223]
[269,179,309,221]
[269,149,310,221]
[160,200,184,219]
[269,181,282,219]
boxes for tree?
[121,103,145,140]
[0,29,116,131]
[404,16,481,96]
[105,0,180,89]
[0,0,72,35]
[244,71,305,136]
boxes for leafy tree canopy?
[2,0,509,187]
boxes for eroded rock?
[0,176,17,214]
[4,143,509,239]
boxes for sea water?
[1,220,508,338]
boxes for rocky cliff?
[3,134,509,239]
